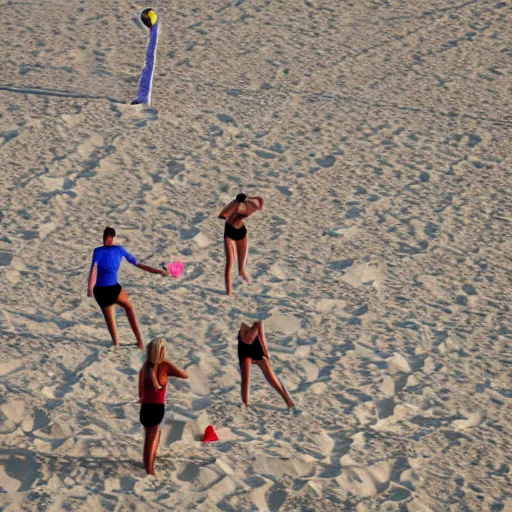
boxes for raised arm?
[247,197,264,210]
[218,199,239,219]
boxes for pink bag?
[167,261,185,278]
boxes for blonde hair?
[143,337,167,389]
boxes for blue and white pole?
[131,8,159,106]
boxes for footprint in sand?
[264,311,301,337]
[0,399,26,431]
[0,359,22,377]
[0,452,41,492]
[192,232,213,248]
[21,409,50,433]
[337,460,393,498]
[388,353,412,374]
[341,261,383,289]
[452,412,484,431]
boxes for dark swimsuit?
[224,212,248,241]
[140,370,167,428]
[225,223,247,241]
[93,284,122,308]
[140,404,165,427]
[237,331,264,361]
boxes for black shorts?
[93,284,122,309]
[140,404,165,428]
[224,223,247,241]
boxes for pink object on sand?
[167,261,185,278]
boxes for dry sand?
[1,0,511,510]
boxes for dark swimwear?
[225,223,247,241]
[140,368,167,428]
[140,403,165,427]
[238,331,264,361]
[223,206,249,241]
[93,283,122,308]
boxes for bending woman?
[238,320,294,408]
[218,193,263,295]
[87,226,168,349]
[139,337,188,476]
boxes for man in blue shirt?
[88,227,168,349]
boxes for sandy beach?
[1,0,511,510]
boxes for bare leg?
[239,357,252,407]
[143,425,161,476]
[256,358,294,408]
[224,237,237,295]
[148,428,161,476]
[143,427,149,470]
[116,289,144,349]
[236,235,251,283]
[101,305,119,347]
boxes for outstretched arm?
[136,263,167,276]
[167,361,188,379]
[121,247,166,276]
[87,263,97,297]
[218,199,239,219]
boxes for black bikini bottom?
[140,403,165,428]
[238,334,264,361]
[224,223,247,241]
[93,284,122,309]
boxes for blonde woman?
[138,338,188,476]
[238,320,294,408]
[218,193,264,295]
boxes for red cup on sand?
[203,425,219,443]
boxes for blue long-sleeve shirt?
[90,246,138,287]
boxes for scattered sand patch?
[341,262,382,289]
[265,311,301,336]
[315,299,346,313]
[0,399,26,423]
[193,232,212,248]
[40,176,65,192]
[0,360,22,376]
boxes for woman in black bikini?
[238,320,294,408]
[218,193,263,295]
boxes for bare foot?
[137,343,144,350]
[240,271,251,283]
[286,399,295,408]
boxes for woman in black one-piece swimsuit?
[237,320,294,408]
[218,193,264,295]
